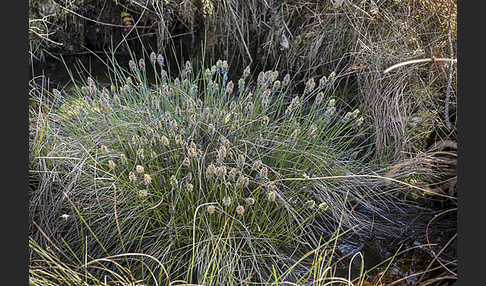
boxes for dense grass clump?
[29,54,417,285]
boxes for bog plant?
[29,53,407,285]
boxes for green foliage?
[28,52,402,285]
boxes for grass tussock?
[28,53,430,284]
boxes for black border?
[5,0,29,284]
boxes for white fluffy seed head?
[245,197,255,206]
[139,189,148,197]
[144,174,152,185]
[223,196,232,207]
[236,205,245,215]
[207,205,216,214]
[267,191,276,202]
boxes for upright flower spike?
[259,167,268,179]
[236,174,249,189]
[100,145,108,154]
[120,153,128,165]
[207,205,216,214]
[282,73,291,87]
[129,60,137,72]
[225,81,234,96]
[161,135,169,147]
[245,197,255,206]
[182,157,191,167]
[304,78,316,93]
[242,65,250,79]
[185,183,194,192]
[319,202,328,211]
[319,75,327,89]
[216,166,227,178]
[257,71,265,86]
[170,175,178,187]
[138,58,146,71]
[222,60,229,74]
[267,191,276,202]
[150,52,157,65]
[206,163,216,178]
[129,172,137,182]
[252,160,262,170]
[108,160,116,170]
[157,54,164,67]
[315,92,324,105]
[216,60,223,71]
[236,205,245,215]
[185,60,192,76]
[223,196,232,207]
[143,174,152,185]
[306,200,316,209]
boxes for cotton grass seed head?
[283,73,291,87]
[108,160,116,170]
[257,71,265,86]
[182,157,191,167]
[319,75,327,88]
[206,163,216,178]
[237,154,246,168]
[229,167,237,181]
[242,65,250,79]
[157,54,164,67]
[305,78,316,93]
[100,145,108,154]
[318,202,328,211]
[225,81,234,95]
[185,183,194,192]
[137,148,144,159]
[138,58,146,71]
[252,160,262,170]
[216,165,227,177]
[150,52,157,65]
[136,165,145,174]
[120,153,127,165]
[218,145,227,160]
[306,200,316,209]
[245,197,255,206]
[129,171,137,182]
[129,59,137,71]
[185,60,192,74]
[267,191,276,202]
[207,205,216,214]
[223,196,232,207]
[259,167,268,179]
[236,174,250,189]
[161,135,169,147]
[144,174,152,185]
[222,60,228,74]
[236,205,245,215]
[170,175,178,187]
